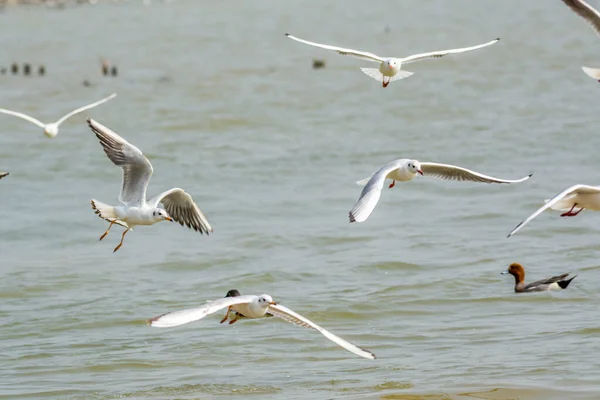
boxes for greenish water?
[1,1,600,399]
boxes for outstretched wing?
[87,118,153,207]
[507,184,600,237]
[147,295,256,328]
[420,162,532,184]
[56,93,117,126]
[0,108,45,128]
[148,188,213,234]
[285,33,384,63]
[562,0,600,37]
[267,303,376,360]
[349,160,405,223]
[400,38,499,64]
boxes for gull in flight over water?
[507,184,600,237]
[0,172,8,180]
[88,118,213,252]
[350,159,532,223]
[561,0,600,81]
[285,33,499,87]
[147,291,376,360]
[0,93,116,138]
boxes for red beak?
[417,170,423,176]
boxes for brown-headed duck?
[502,262,576,293]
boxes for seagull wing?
[562,0,600,37]
[507,184,600,237]
[285,33,384,63]
[56,93,117,126]
[0,172,8,179]
[420,162,532,183]
[349,160,404,223]
[0,108,45,128]
[148,188,213,234]
[267,303,376,360]
[87,118,153,206]
[399,38,499,64]
[147,295,257,328]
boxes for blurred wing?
[56,93,117,126]
[148,188,213,234]
[507,184,600,237]
[285,33,384,62]
[524,274,570,290]
[562,0,600,36]
[349,160,403,223]
[420,162,532,183]
[147,295,256,328]
[0,108,45,128]
[400,38,499,64]
[267,304,376,360]
[0,172,8,179]
[88,118,153,206]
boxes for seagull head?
[256,294,277,307]
[44,124,59,138]
[152,208,173,222]
[386,59,399,71]
[407,160,423,176]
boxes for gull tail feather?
[91,199,128,228]
[360,68,414,82]
[582,66,600,81]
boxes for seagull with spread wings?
[285,33,499,87]
[561,0,600,81]
[147,292,376,360]
[0,94,116,138]
[87,118,213,252]
[350,159,532,223]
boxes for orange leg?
[382,77,390,88]
[113,228,130,253]
[220,307,232,324]
[228,314,240,325]
[560,204,584,217]
[388,180,396,189]
[99,220,116,241]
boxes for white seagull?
[285,33,499,87]
[147,292,376,360]
[507,184,600,237]
[561,0,600,81]
[88,118,213,252]
[0,93,116,138]
[350,159,532,223]
[0,172,8,179]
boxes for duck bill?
[500,271,509,275]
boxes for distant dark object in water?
[312,59,326,69]
[11,63,18,75]
[102,62,109,76]
[38,65,46,76]
[384,25,391,34]
[23,63,31,76]
[0,68,6,75]
[82,79,92,87]
[110,66,118,77]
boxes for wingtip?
[284,33,290,37]
[528,173,533,178]
[496,37,501,41]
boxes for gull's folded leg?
[113,228,130,253]
[228,313,240,325]
[560,204,584,217]
[388,180,396,189]
[99,220,116,241]
[220,307,232,324]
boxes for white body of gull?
[87,118,213,252]
[285,33,499,87]
[0,93,116,138]
[148,293,376,360]
[561,0,600,81]
[350,159,532,223]
[0,172,8,179]
[507,184,600,237]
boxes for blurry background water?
[1,1,600,399]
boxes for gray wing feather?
[562,0,600,37]
[87,118,153,206]
[148,188,213,234]
[420,162,532,184]
[524,274,570,291]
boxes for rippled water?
[1,1,600,399]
